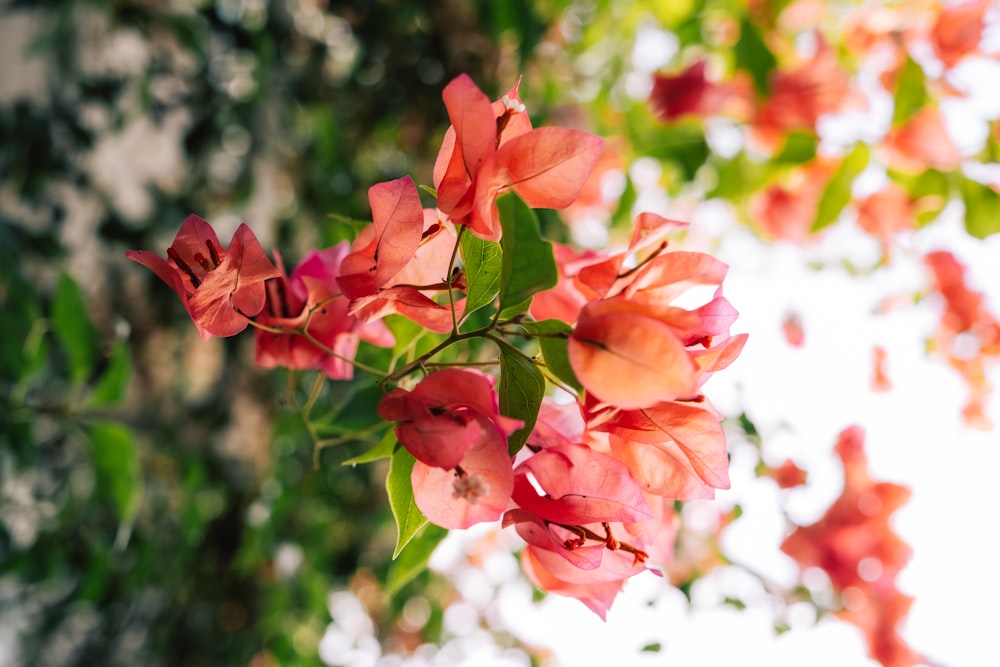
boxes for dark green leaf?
[497,193,558,319]
[52,272,97,384]
[520,319,581,391]
[812,143,870,232]
[385,523,447,597]
[734,15,777,96]
[961,177,1000,239]
[86,339,133,408]
[386,446,427,558]
[496,340,545,455]
[459,229,502,317]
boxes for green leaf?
[892,55,928,126]
[52,272,97,384]
[772,131,818,165]
[890,168,950,226]
[459,230,502,317]
[86,339,133,408]
[386,446,428,559]
[496,340,545,455]
[520,319,581,391]
[811,143,871,232]
[385,523,448,597]
[86,421,143,546]
[734,15,777,96]
[960,177,1000,239]
[342,429,397,466]
[497,193,558,319]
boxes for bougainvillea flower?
[837,585,922,667]
[930,0,990,68]
[585,397,731,499]
[377,369,522,470]
[747,159,836,243]
[511,443,652,526]
[432,73,604,241]
[127,215,280,339]
[410,414,515,529]
[883,106,963,173]
[752,34,863,150]
[569,299,699,409]
[781,426,919,667]
[871,345,892,392]
[254,244,393,380]
[765,459,808,489]
[649,60,752,123]
[337,176,426,299]
[855,183,918,260]
[782,311,806,347]
[781,427,911,595]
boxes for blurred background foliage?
[3,0,999,665]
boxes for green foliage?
[892,56,928,126]
[520,319,581,391]
[496,340,545,455]
[960,177,1000,239]
[52,271,98,385]
[86,421,144,541]
[460,230,503,318]
[734,15,777,96]
[497,193,558,319]
[387,445,429,558]
[812,143,871,232]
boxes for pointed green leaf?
[812,143,870,232]
[459,230,502,317]
[960,177,1000,239]
[86,339,133,408]
[52,272,97,384]
[387,446,428,558]
[86,421,143,528]
[520,319,581,391]
[497,193,558,319]
[342,429,397,466]
[773,131,818,165]
[496,340,545,455]
[385,523,447,596]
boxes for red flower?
[253,244,393,380]
[127,215,280,339]
[649,60,752,122]
[432,74,604,241]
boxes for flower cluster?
[128,73,744,618]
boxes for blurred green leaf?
[773,131,818,165]
[52,272,97,385]
[86,421,143,534]
[497,193,558,319]
[460,230,502,318]
[496,340,544,455]
[734,15,777,96]
[86,338,133,408]
[960,177,1000,239]
[387,446,427,559]
[385,523,447,597]
[812,143,870,232]
[892,55,928,126]
[520,319,581,391]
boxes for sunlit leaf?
[812,143,870,232]
[892,55,928,127]
[960,177,1000,239]
[342,429,397,466]
[496,340,545,455]
[459,230,502,317]
[497,193,558,319]
[773,131,818,164]
[387,446,428,558]
[52,272,97,385]
[734,15,777,95]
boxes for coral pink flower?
[127,215,280,339]
[930,0,990,68]
[883,106,963,172]
[432,74,604,241]
[253,244,393,380]
[855,183,918,258]
[766,459,808,489]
